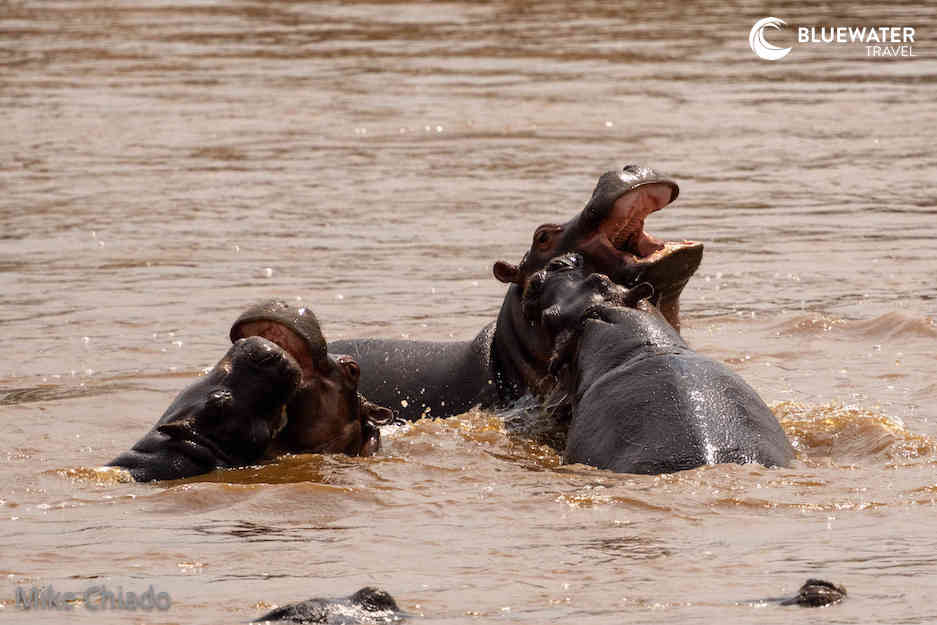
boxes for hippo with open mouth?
[330,164,703,420]
[230,300,393,457]
[521,252,794,474]
[109,301,391,482]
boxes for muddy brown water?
[2,2,937,623]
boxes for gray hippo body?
[523,253,794,474]
[331,165,703,420]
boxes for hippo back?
[566,344,794,474]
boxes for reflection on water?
[2,1,937,623]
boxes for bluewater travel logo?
[749,17,792,61]
[749,17,917,60]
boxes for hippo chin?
[108,336,299,482]
[331,164,701,420]
[521,253,794,474]
[231,300,392,457]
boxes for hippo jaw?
[570,168,703,330]
[494,165,703,331]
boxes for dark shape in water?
[253,587,405,624]
[778,579,848,607]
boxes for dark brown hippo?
[107,336,301,482]
[230,300,393,457]
[109,301,391,482]
[520,252,794,474]
[330,165,703,420]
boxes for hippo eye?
[533,226,560,248]
[339,357,360,382]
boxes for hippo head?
[108,335,301,481]
[494,164,702,332]
[521,253,655,381]
[230,300,392,457]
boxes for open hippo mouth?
[233,320,316,381]
[580,167,704,327]
[229,301,328,385]
[599,185,698,263]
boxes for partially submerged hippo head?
[494,164,702,331]
[230,300,392,457]
[108,336,300,482]
[522,252,656,379]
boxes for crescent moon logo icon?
[749,17,792,61]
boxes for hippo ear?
[359,393,395,425]
[493,260,521,284]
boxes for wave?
[775,401,935,465]
[769,312,937,340]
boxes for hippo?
[107,336,300,482]
[109,301,392,482]
[230,300,393,457]
[330,165,703,420]
[520,253,794,474]
[253,587,405,624]
[761,579,847,608]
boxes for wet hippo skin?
[109,300,393,482]
[522,253,794,474]
[253,587,405,624]
[107,336,300,482]
[331,165,704,420]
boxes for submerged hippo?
[109,301,391,482]
[760,579,847,608]
[521,253,794,474]
[107,336,300,482]
[253,587,405,624]
[330,165,703,420]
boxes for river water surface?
[2,1,937,623]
